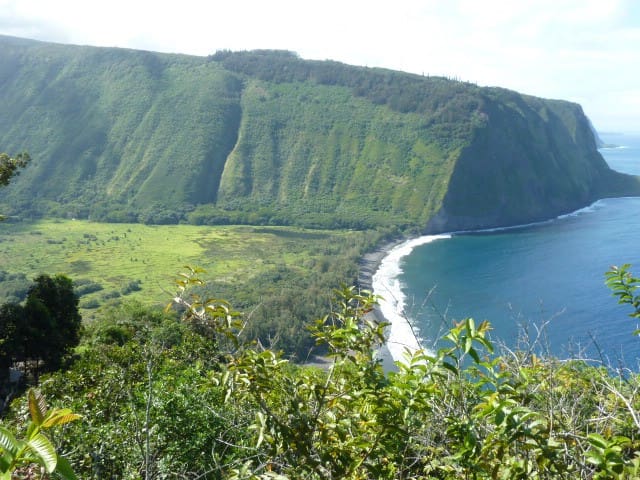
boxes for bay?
[393,133,640,366]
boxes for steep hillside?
[0,36,638,230]
[0,36,243,223]
[427,91,640,231]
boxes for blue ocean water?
[399,133,640,365]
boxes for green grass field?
[0,219,367,318]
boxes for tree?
[0,152,30,187]
[23,274,82,372]
[0,303,25,379]
[0,151,30,220]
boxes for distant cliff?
[426,92,640,232]
[0,36,638,230]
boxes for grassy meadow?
[0,219,369,319]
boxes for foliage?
[26,274,82,367]
[606,264,640,327]
[0,274,81,382]
[0,389,79,479]
[164,268,640,479]
[0,271,30,304]
[29,302,250,479]
[0,152,29,188]
[7,265,640,478]
[0,151,29,222]
[210,49,483,118]
[0,220,382,357]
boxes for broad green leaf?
[586,451,604,466]
[468,347,480,364]
[441,361,458,375]
[27,433,57,473]
[464,336,473,354]
[0,427,19,455]
[28,389,47,426]
[53,455,78,480]
[42,409,81,428]
[587,433,608,450]
[467,318,476,336]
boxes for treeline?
[12,197,410,231]
[210,49,484,118]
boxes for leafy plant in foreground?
[0,389,79,479]
[606,264,640,328]
[19,264,640,478]
[170,266,640,479]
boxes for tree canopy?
[0,152,29,188]
[0,274,81,381]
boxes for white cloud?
[0,0,639,131]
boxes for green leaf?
[467,318,476,336]
[587,433,608,450]
[27,433,57,473]
[0,427,19,456]
[586,451,604,466]
[468,347,480,364]
[464,336,473,354]
[42,409,81,428]
[28,389,47,426]
[441,361,458,375]
[53,455,78,480]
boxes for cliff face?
[426,91,640,232]
[0,36,638,229]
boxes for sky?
[1,0,639,133]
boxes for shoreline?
[360,199,610,369]
[357,240,406,370]
[360,236,450,369]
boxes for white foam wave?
[372,235,450,363]
[557,200,604,219]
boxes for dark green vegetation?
[0,219,384,359]
[0,274,81,380]
[2,267,640,479]
[1,36,638,231]
[0,152,29,188]
[0,151,29,221]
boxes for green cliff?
[0,36,638,230]
[427,91,640,232]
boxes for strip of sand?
[360,235,451,369]
[357,241,404,370]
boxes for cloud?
[0,0,638,130]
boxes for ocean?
[373,133,640,367]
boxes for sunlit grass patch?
[0,219,364,318]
